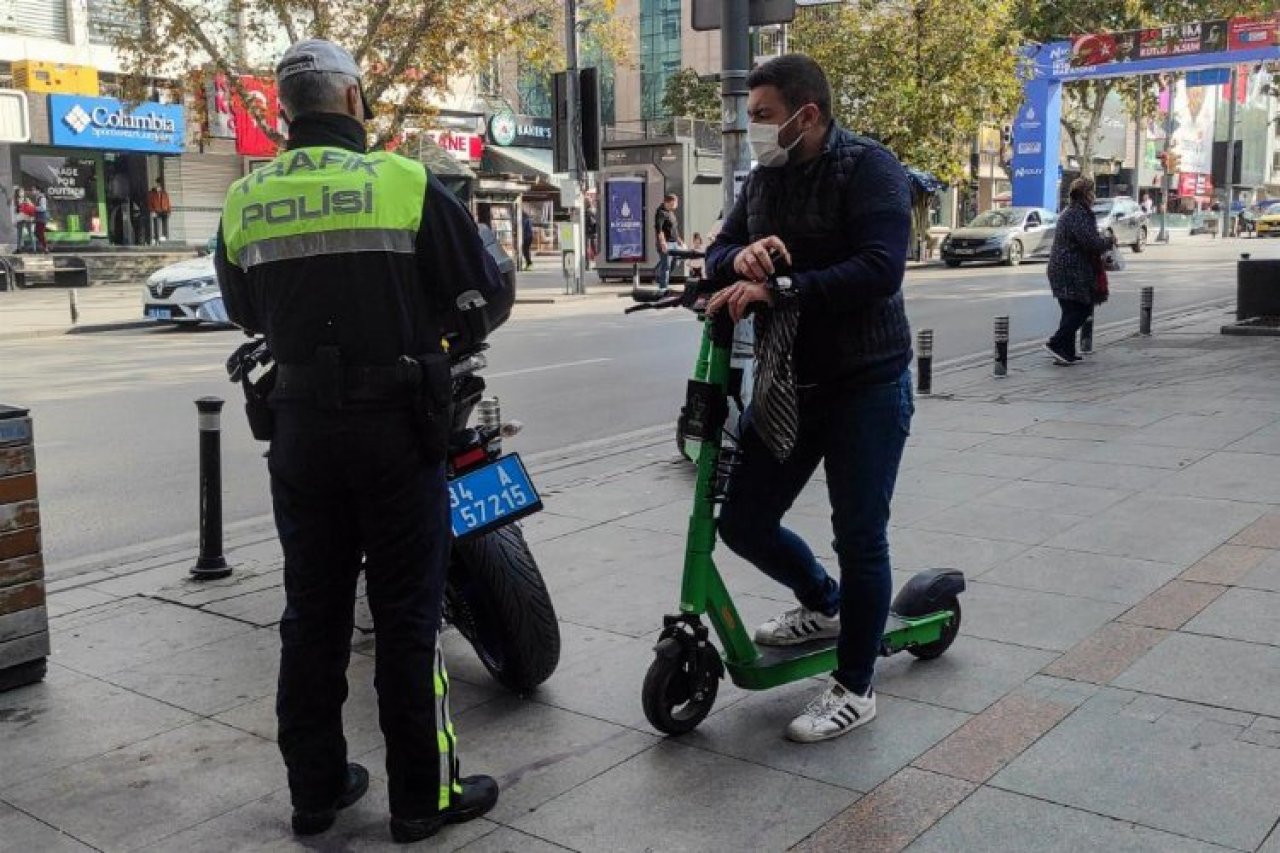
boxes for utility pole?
[563,0,586,294]
[1156,77,1174,244]
[720,0,750,221]
[1223,67,1239,239]
[1133,74,1143,200]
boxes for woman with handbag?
[1045,177,1114,365]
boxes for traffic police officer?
[215,39,505,843]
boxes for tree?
[110,0,626,149]
[1022,0,1272,178]
[792,0,1025,186]
[662,67,720,122]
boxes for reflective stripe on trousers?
[435,643,463,809]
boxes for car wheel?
[1132,227,1146,253]
[944,259,962,268]
[1003,240,1023,267]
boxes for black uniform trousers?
[269,405,455,818]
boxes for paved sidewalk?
[8,304,1280,851]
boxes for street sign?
[1186,68,1231,87]
[692,0,794,32]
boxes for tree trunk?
[1078,82,1111,180]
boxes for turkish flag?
[232,76,282,157]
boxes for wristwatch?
[766,274,797,300]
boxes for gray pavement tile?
[990,692,1280,851]
[0,801,96,852]
[905,787,1231,853]
[1183,587,1280,647]
[455,826,575,852]
[1226,420,1280,455]
[1241,548,1280,592]
[892,468,1009,503]
[4,720,283,851]
[44,586,118,619]
[364,697,657,825]
[907,449,1059,479]
[1018,419,1141,441]
[202,587,286,627]
[909,502,1088,547]
[974,480,1135,516]
[1261,824,1280,853]
[520,511,602,545]
[214,649,500,758]
[914,401,1064,436]
[513,739,857,852]
[615,498,698,537]
[540,464,694,523]
[135,785,496,851]
[50,597,253,677]
[889,528,1029,578]
[1117,411,1279,451]
[1020,459,1176,491]
[549,559,683,638]
[1079,440,1212,470]
[83,559,197,598]
[531,522,686,594]
[147,567,285,608]
[1041,493,1266,566]
[904,429,995,451]
[975,434,1101,462]
[876,636,1058,714]
[961,582,1126,652]
[1038,405,1170,428]
[682,680,968,793]
[0,665,194,789]
[1115,632,1280,717]
[105,627,279,716]
[979,547,1182,606]
[1162,451,1280,504]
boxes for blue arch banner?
[1012,14,1280,209]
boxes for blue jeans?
[654,250,672,289]
[718,371,914,694]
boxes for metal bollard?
[993,316,1009,378]
[68,290,78,325]
[916,329,933,395]
[1079,308,1094,355]
[191,397,232,580]
[632,263,640,291]
[1139,286,1154,336]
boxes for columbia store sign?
[49,94,185,154]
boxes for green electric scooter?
[626,289,965,735]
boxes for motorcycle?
[225,226,560,695]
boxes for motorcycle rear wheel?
[446,523,560,693]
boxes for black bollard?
[68,290,79,325]
[993,316,1009,378]
[191,397,232,580]
[1139,286,1154,336]
[1080,308,1094,355]
[916,329,933,396]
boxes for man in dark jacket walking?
[705,54,914,743]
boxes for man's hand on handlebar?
[734,236,791,282]
[707,280,774,323]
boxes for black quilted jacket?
[706,123,913,387]
[1047,201,1111,305]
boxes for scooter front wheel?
[642,639,720,735]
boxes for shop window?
[16,152,103,242]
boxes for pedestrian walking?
[521,212,534,270]
[148,179,171,243]
[704,53,915,743]
[1045,177,1113,365]
[31,187,49,253]
[13,187,33,253]
[215,38,504,844]
[654,192,683,291]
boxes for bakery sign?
[426,129,484,162]
[487,110,554,150]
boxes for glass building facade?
[639,0,681,120]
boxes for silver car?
[1092,196,1148,252]
[941,207,1058,267]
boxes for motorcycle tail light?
[452,447,487,470]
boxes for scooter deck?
[723,614,941,691]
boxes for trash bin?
[0,404,48,692]
[1237,258,1280,321]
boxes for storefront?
[9,93,186,247]
[482,111,561,254]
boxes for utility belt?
[237,344,452,461]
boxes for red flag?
[232,76,281,157]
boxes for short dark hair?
[1068,177,1095,203]
[664,193,677,202]
[747,54,832,120]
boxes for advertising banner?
[426,130,484,162]
[44,158,97,202]
[1070,16,1271,68]
[49,94,185,154]
[1229,13,1280,51]
[605,178,645,263]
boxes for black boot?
[389,775,500,844]
[291,763,370,836]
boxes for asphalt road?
[4,237,1272,575]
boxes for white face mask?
[747,108,807,168]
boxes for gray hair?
[279,71,358,118]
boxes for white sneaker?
[786,681,877,743]
[754,606,840,646]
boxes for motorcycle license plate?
[449,454,542,540]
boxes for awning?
[412,135,477,180]
[483,146,557,181]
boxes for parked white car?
[141,248,228,326]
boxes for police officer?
[215,40,505,843]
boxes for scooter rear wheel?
[642,639,719,735]
[907,598,961,660]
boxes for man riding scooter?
[704,53,915,743]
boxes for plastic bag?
[1102,249,1125,272]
